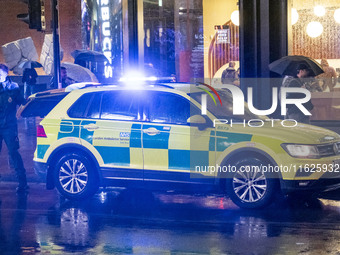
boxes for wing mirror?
[187,115,207,130]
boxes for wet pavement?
[1,119,340,254]
[1,182,340,254]
[0,118,40,183]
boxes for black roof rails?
[35,91,68,97]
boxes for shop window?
[142,0,240,82]
[291,1,340,121]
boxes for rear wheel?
[225,157,279,209]
[54,153,99,200]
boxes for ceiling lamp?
[306,21,323,38]
[291,8,299,25]
[314,5,326,17]
[231,10,239,26]
[334,8,340,23]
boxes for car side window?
[68,93,93,118]
[100,91,139,121]
[86,92,102,119]
[148,92,191,125]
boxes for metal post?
[128,0,139,68]
[51,0,61,89]
[239,0,288,114]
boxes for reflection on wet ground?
[1,183,340,254]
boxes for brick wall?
[0,0,82,73]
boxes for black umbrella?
[269,55,324,76]
[71,49,109,62]
[18,60,43,69]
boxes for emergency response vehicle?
[19,82,340,209]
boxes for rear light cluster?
[37,125,47,138]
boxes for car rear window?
[20,93,69,118]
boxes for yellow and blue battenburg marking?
[36,118,254,172]
[37,144,50,159]
[215,131,253,151]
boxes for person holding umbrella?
[281,63,314,124]
[22,68,37,99]
[18,60,43,99]
[269,55,324,124]
[60,67,76,88]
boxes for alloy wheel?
[232,168,267,203]
[58,159,89,194]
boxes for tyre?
[225,157,279,209]
[54,153,99,200]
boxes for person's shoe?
[16,185,29,193]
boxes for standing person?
[281,63,314,124]
[60,67,76,88]
[49,67,76,89]
[0,64,28,192]
[22,68,38,99]
[221,61,237,84]
[316,58,337,92]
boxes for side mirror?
[187,115,207,130]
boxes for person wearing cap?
[281,63,314,124]
[0,63,29,193]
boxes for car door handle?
[83,124,99,131]
[143,127,160,136]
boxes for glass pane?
[290,0,340,121]
[68,93,93,118]
[87,93,102,119]
[20,93,68,118]
[101,92,139,120]
[143,0,239,83]
[148,92,190,124]
[81,0,123,82]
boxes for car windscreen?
[190,90,267,121]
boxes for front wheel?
[54,153,99,200]
[225,157,279,209]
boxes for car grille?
[317,142,340,157]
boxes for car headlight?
[281,144,320,159]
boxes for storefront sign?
[215,25,230,44]
[100,0,113,78]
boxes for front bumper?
[281,172,340,194]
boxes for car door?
[77,90,144,180]
[142,91,215,185]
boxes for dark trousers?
[0,127,27,187]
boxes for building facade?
[1,0,340,124]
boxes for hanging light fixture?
[334,8,340,23]
[306,21,323,37]
[314,5,326,17]
[291,8,299,25]
[231,10,239,26]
